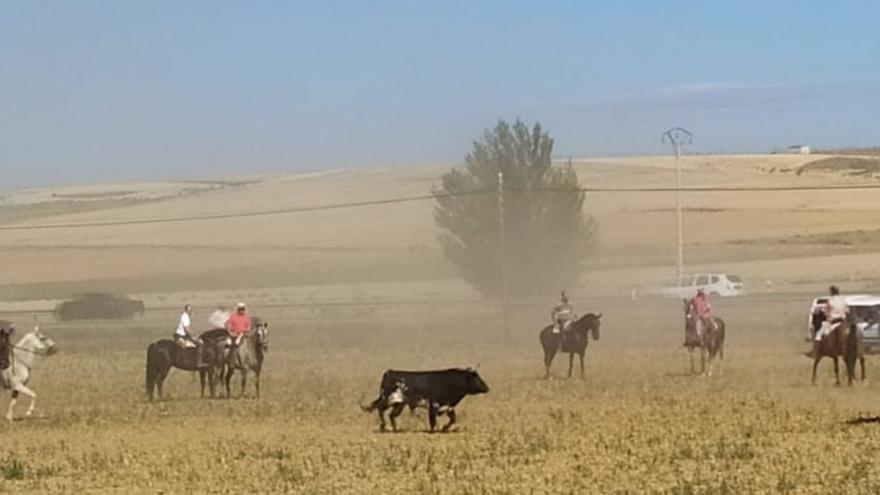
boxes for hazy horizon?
[3,1,879,190]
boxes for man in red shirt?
[691,288,716,338]
[226,302,252,346]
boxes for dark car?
[54,293,146,321]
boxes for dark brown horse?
[539,313,601,379]
[683,299,726,375]
[145,338,222,401]
[810,311,863,386]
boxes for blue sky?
[2,1,879,188]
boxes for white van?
[660,273,744,299]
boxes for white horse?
[3,326,57,421]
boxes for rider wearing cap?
[551,290,577,335]
[226,302,253,346]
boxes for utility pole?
[661,127,693,288]
[498,171,510,339]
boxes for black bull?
[361,368,489,432]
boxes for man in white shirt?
[175,305,206,367]
[815,286,849,342]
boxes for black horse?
[539,313,601,379]
[145,337,222,401]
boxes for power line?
[0,190,490,232]
[1,182,879,231]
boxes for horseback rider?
[174,304,206,366]
[551,291,577,335]
[815,285,849,342]
[692,288,716,338]
[0,323,14,389]
[226,302,252,347]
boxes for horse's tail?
[146,342,158,401]
[845,322,861,376]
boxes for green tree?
[433,119,597,296]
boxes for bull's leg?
[374,400,389,432]
[199,370,207,398]
[255,371,260,399]
[567,353,574,378]
[442,409,457,432]
[6,390,17,422]
[812,355,821,386]
[388,404,405,432]
[428,402,438,432]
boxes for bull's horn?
[595,313,602,319]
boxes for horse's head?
[22,326,58,356]
[576,313,602,340]
[255,322,269,353]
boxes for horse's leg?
[700,346,707,375]
[567,352,574,378]
[6,390,17,422]
[543,348,555,379]
[689,347,696,374]
[812,355,821,386]
[579,352,585,378]
[225,368,233,398]
[199,371,206,398]
[240,369,248,398]
[207,368,216,398]
[861,355,866,381]
[18,385,37,417]
[833,356,840,386]
[156,368,170,400]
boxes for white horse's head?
[19,326,58,357]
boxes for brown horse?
[539,313,601,379]
[683,299,725,375]
[810,311,863,386]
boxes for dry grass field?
[3,154,880,493]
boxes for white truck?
[660,273,744,299]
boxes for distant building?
[787,144,811,155]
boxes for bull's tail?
[360,396,382,413]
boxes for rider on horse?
[815,285,849,342]
[0,323,13,388]
[692,288,716,339]
[551,291,577,335]
[226,302,253,347]
[174,304,206,367]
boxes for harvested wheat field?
[3,155,880,493]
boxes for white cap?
[236,302,246,309]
